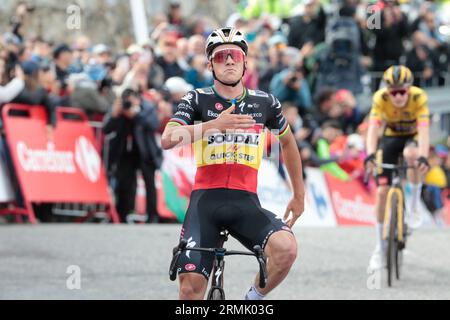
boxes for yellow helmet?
[383,65,413,87]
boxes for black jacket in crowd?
[103,99,162,173]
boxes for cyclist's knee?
[266,231,297,268]
[179,273,207,300]
[403,146,418,164]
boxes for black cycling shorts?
[376,135,417,185]
[176,188,293,280]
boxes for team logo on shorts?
[185,264,196,271]
[215,103,223,111]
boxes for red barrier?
[443,189,450,225]
[2,104,119,223]
[325,173,377,226]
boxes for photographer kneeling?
[103,88,162,223]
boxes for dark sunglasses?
[389,89,408,97]
[211,49,245,64]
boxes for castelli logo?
[75,136,101,183]
[215,103,223,111]
[185,264,196,271]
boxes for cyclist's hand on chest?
[212,104,256,132]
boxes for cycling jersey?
[168,86,290,193]
[369,86,430,137]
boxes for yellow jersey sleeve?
[411,88,430,127]
[369,89,386,125]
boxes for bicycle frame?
[169,230,268,300]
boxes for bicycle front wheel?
[208,287,225,300]
[387,192,398,287]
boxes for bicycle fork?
[207,250,226,300]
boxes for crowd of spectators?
[0,0,449,223]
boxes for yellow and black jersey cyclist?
[365,65,430,271]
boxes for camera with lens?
[121,88,139,110]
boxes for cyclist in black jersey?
[162,27,305,300]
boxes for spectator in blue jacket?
[270,52,312,116]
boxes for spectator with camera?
[103,88,162,223]
[269,50,312,116]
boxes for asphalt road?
[1,224,449,300]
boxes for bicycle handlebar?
[169,239,187,281]
[168,240,268,288]
[364,163,417,185]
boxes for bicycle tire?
[387,192,398,287]
[395,244,402,280]
[396,198,406,280]
[208,287,225,300]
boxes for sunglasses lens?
[390,89,407,97]
[212,49,244,63]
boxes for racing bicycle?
[365,162,415,287]
[169,229,268,300]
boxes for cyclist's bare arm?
[279,129,305,227]
[417,121,430,159]
[366,118,382,171]
[416,123,430,174]
[161,105,255,150]
[162,121,214,150]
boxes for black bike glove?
[364,153,376,167]
[417,156,430,169]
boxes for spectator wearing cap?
[53,43,73,96]
[164,76,193,112]
[332,133,366,180]
[92,44,112,66]
[11,60,56,131]
[38,59,59,95]
[66,73,110,119]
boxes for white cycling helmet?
[205,27,248,59]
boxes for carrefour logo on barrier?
[16,136,100,183]
[17,141,76,173]
[75,136,101,183]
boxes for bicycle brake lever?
[169,239,188,281]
